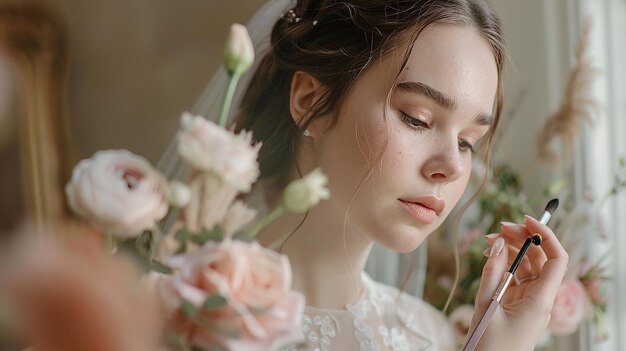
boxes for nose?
[421,139,464,184]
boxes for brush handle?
[462,299,500,351]
[462,272,514,351]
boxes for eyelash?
[399,112,476,154]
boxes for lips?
[400,195,445,214]
[398,195,446,224]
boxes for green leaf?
[175,228,190,241]
[182,301,199,320]
[163,329,188,351]
[232,231,253,242]
[151,259,173,275]
[224,329,241,339]
[191,225,224,245]
[203,295,227,309]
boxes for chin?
[372,224,430,253]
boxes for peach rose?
[548,279,592,335]
[160,240,304,350]
[65,150,168,238]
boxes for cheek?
[354,110,388,164]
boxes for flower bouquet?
[1,24,328,351]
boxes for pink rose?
[548,279,592,335]
[65,150,168,238]
[160,240,304,350]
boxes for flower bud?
[283,168,330,213]
[223,23,254,76]
[167,181,192,208]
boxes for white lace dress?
[279,272,456,351]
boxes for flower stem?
[244,205,286,241]
[105,231,115,254]
[267,229,294,250]
[218,73,241,128]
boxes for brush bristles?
[545,198,559,214]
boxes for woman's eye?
[400,112,430,130]
[458,139,476,154]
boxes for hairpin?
[284,9,301,24]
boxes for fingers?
[474,237,510,314]
[494,223,549,264]
[485,226,547,279]
[524,215,569,298]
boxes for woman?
[198,0,569,349]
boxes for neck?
[257,202,373,310]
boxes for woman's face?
[314,24,498,253]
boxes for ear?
[289,71,325,133]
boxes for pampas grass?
[537,18,599,166]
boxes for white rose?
[283,168,330,213]
[65,150,168,238]
[177,112,261,192]
[223,23,255,76]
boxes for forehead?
[400,24,498,111]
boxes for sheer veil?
[156,0,428,298]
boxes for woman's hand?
[468,215,569,351]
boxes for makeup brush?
[462,198,559,351]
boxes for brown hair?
[235,0,505,189]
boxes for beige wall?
[4,0,267,164]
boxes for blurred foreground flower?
[0,224,163,351]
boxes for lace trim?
[346,273,434,351]
[379,326,411,351]
[283,273,440,351]
[298,313,339,351]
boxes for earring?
[303,129,312,137]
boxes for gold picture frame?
[0,4,75,234]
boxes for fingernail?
[482,248,490,257]
[500,221,516,227]
[490,237,505,257]
[485,233,500,239]
[524,215,536,222]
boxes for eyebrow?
[396,81,493,126]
